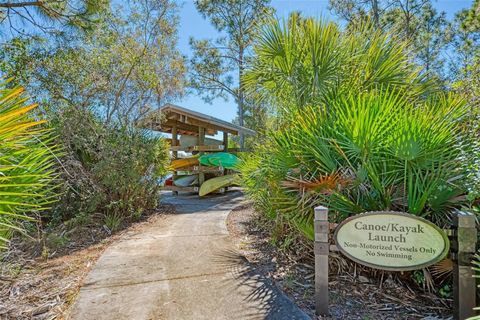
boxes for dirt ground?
[226,203,452,320]
[1,201,452,320]
[0,208,173,320]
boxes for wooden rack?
[170,130,228,195]
[138,103,255,196]
[177,166,225,173]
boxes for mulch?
[226,203,452,320]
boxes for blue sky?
[176,0,474,123]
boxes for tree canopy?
[0,0,109,37]
[0,0,185,126]
[189,0,274,146]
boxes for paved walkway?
[68,191,310,320]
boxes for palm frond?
[0,80,59,249]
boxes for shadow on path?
[69,190,310,320]
[160,190,245,213]
[213,249,311,320]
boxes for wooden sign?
[315,207,476,319]
[333,211,450,271]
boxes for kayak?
[199,174,237,196]
[180,135,222,147]
[198,152,240,170]
[171,157,199,170]
[173,175,198,187]
[164,176,173,186]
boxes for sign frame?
[332,211,450,272]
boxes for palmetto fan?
[0,79,59,249]
[239,16,469,241]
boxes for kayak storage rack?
[138,103,255,196]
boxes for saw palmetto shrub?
[240,16,470,241]
[0,80,58,249]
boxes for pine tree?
[189,0,273,147]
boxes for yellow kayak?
[199,174,237,196]
[171,157,199,170]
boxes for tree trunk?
[371,0,379,28]
[238,45,245,148]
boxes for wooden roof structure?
[139,103,256,137]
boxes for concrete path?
[68,191,310,320]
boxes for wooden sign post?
[314,206,329,316]
[314,207,477,319]
[452,211,477,320]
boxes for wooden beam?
[161,119,216,136]
[198,127,206,188]
[176,166,224,173]
[223,131,229,193]
[221,148,249,153]
[141,105,255,136]
[223,131,228,152]
[166,113,179,120]
[172,125,178,159]
[161,106,244,135]
[185,117,238,135]
[163,120,199,135]
[170,145,224,152]
[171,125,179,195]
[198,127,205,145]
[179,130,197,136]
[163,185,198,192]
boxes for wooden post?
[314,206,329,316]
[452,211,477,320]
[171,125,178,195]
[223,131,228,152]
[198,127,205,188]
[171,125,178,159]
[223,131,228,193]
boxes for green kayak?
[198,152,240,170]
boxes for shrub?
[243,16,435,113]
[48,106,169,228]
[0,80,58,248]
[240,17,469,241]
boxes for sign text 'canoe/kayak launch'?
[334,212,449,271]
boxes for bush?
[48,107,169,228]
[240,17,470,241]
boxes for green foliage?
[329,0,480,85]
[438,284,451,299]
[0,37,42,87]
[449,2,480,82]
[411,3,449,79]
[1,0,185,126]
[0,80,58,248]
[0,0,183,241]
[328,0,450,80]
[412,270,425,286]
[244,15,432,113]
[189,0,274,145]
[452,1,480,201]
[0,0,110,36]
[104,213,123,234]
[240,17,468,242]
[49,107,169,226]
